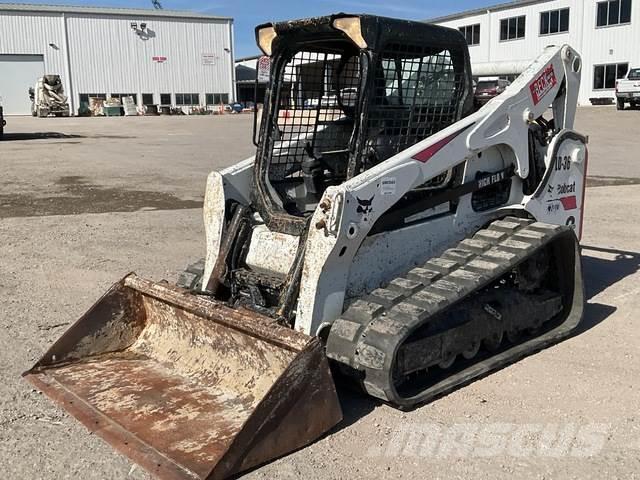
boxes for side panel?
[295,45,583,336]
[524,131,588,239]
[202,157,254,291]
[347,215,476,300]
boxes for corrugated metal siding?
[435,0,640,105]
[0,3,229,21]
[0,10,233,114]
[0,12,67,78]
[66,15,233,106]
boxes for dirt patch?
[587,176,640,187]
[0,132,85,141]
[1,132,136,141]
[0,175,202,218]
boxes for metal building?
[430,0,637,105]
[0,3,234,115]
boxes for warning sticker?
[530,64,557,105]
[381,177,397,196]
[257,56,271,83]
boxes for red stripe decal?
[560,195,577,211]
[412,126,471,163]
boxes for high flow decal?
[530,64,557,105]
[477,170,508,189]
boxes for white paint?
[244,225,299,276]
[432,0,640,105]
[294,44,584,336]
[0,5,234,115]
[200,45,585,339]
[0,54,44,114]
[202,158,254,291]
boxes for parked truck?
[616,67,640,110]
[29,75,70,117]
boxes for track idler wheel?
[462,341,481,360]
[438,353,457,369]
[483,331,504,351]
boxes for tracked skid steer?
[25,14,587,479]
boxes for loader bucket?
[24,274,342,480]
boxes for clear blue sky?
[0,0,494,57]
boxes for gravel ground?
[1,108,639,479]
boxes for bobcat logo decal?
[356,195,375,215]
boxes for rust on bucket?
[24,274,342,480]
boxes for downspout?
[228,19,236,103]
[486,9,492,62]
[578,0,587,106]
[62,13,75,115]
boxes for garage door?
[0,54,45,115]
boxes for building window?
[593,63,629,89]
[459,24,481,45]
[540,8,570,35]
[160,93,172,105]
[215,93,229,104]
[206,93,230,105]
[597,0,632,27]
[500,15,526,41]
[206,93,229,105]
[142,93,154,105]
[176,93,200,105]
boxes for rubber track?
[326,217,584,408]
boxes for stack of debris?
[103,97,122,117]
[89,97,104,116]
[123,96,138,116]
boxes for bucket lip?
[22,274,342,480]
[23,273,315,377]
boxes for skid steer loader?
[25,14,587,480]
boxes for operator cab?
[253,15,474,235]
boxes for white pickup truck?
[616,67,640,110]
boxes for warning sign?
[257,56,271,83]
